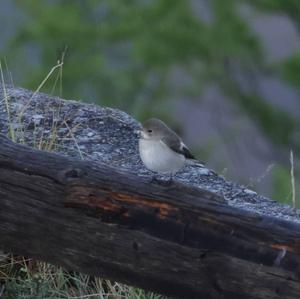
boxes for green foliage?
[4,0,299,138]
[7,0,261,120]
[280,53,300,88]
[251,0,300,19]
[232,93,297,148]
[272,165,293,205]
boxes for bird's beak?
[135,129,148,139]
[141,131,149,139]
[135,129,142,137]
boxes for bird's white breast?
[139,139,185,174]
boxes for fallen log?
[1,85,300,298]
[0,134,300,299]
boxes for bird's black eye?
[148,129,152,133]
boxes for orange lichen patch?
[67,186,121,211]
[110,192,180,218]
[160,208,172,217]
[122,211,130,218]
[67,186,181,219]
[271,244,300,254]
[99,201,122,212]
[110,192,179,212]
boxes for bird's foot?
[150,174,160,183]
[150,173,174,186]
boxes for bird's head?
[139,118,167,140]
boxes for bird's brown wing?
[180,143,195,159]
[162,133,195,160]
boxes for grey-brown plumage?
[138,118,196,174]
[143,118,195,159]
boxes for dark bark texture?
[0,85,300,298]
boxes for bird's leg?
[150,173,174,185]
[150,173,160,183]
[161,173,174,186]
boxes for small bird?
[138,118,196,175]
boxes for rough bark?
[0,135,300,299]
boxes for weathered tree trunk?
[0,134,300,298]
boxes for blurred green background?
[1,0,300,205]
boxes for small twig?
[0,283,5,298]
[273,247,287,266]
[0,61,15,141]
[63,121,83,160]
[18,61,64,122]
[290,150,296,208]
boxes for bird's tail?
[186,158,205,167]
